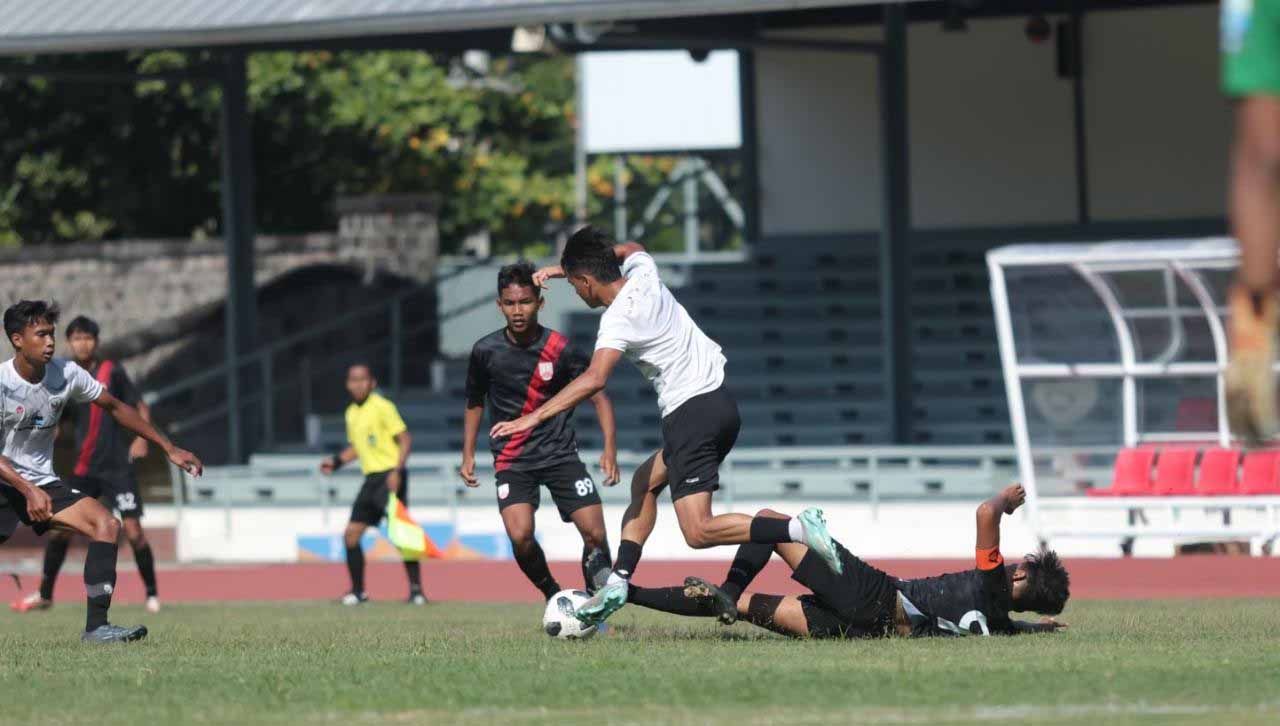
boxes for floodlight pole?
[219,51,257,464]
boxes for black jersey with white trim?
[895,566,1016,637]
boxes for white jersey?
[0,357,104,486]
[595,252,726,417]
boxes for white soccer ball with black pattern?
[543,589,597,640]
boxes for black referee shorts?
[661,385,740,501]
[792,542,897,639]
[69,473,144,519]
[349,469,409,527]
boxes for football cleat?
[10,592,52,613]
[798,508,843,575]
[340,592,368,606]
[82,623,148,644]
[683,576,738,625]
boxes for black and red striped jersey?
[69,359,141,480]
[465,327,591,472]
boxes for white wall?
[754,28,883,236]
[1084,5,1230,221]
[908,17,1078,228]
[750,7,1230,237]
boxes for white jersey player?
[489,226,839,625]
[0,301,202,643]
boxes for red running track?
[24,556,1280,605]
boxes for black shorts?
[68,473,144,519]
[495,459,601,522]
[661,386,741,501]
[0,481,88,538]
[792,542,897,639]
[349,469,409,527]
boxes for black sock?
[748,516,792,544]
[514,541,560,599]
[627,585,715,617]
[581,542,613,593]
[41,536,70,601]
[345,545,365,594]
[403,560,422,595]
[133,543,158,598]
[721,543,774,600]
[613,539,643,580]
[84,541,118,632]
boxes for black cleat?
[82,624,148,644]
[684,576,738,625]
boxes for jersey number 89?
[574,478,595,497]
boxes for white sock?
[606,571,628,587]
[788,518,805,543]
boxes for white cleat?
[145,596,161,614]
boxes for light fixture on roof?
[511,25,548,53]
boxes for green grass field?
[2,599,1278,725]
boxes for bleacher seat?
[1239,451,1280,495]
[1087,447,1155,497]
[1151,448,1197,495]
[1195,448,1240,496]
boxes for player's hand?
[386,468,402,496]
[459,456,479,487]
[532,266,565,289]
[320,458,335,475]
[1039,616,1067,631]
[490,414,538,440]
[128,437,149,462]
[1002,483,1026,514]
[24,485,52,522]
[167,446,203,477]
[599,449,619,486]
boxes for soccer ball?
[543,589,596,640]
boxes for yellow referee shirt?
[344,391,408,475]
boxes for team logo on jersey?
[13,405,23,416]
[538,361,554,381]
[50,399,62,413]
[497,483,510,500]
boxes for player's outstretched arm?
[975,483,1025,552]
[490,348,623,439]
[459,405,484,487]
[591,390,619,485]
[0,456,51,522]
[93,391,202,476]
[1009,617,1067,634]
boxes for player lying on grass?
[490,226,839,626]
[0,301,203,643]
[620,484,1070,637]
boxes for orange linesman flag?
[384,493,442,561]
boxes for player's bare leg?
[567,504,611,592]
[341,522,369,605]
[500,502,560,599]
[671,495,841,574]
[121,517,160,613]
[51,498,146,643]
[1226,96,1280,446]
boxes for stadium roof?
[0,0,896,55]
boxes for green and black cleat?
[82,623,148,644]
[683,576,737,625]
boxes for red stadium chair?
[1088,448,1155,497]
[1239,451,1280,495]
[1151,448,1197,496]
[1195,448,1241,496]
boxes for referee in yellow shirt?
[319,363,425,605]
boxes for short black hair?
[560,225,622,283]
[497,261,540,298]
[347,361,377,378]
[4,300,60,344]
[1019,549,1070,615]
[65,315,100,339]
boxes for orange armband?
[976,546,1004,571]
